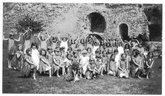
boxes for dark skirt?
[10,55,19,69]
[21,61,32,77]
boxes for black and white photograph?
[2,1,162,94]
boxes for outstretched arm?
[53,57,60,66]
[132,57,139,67]
[25,57,34,65]
[3,35,9,40]
[147,59,154,68]
[57,32,61,41]
[38,32,41,41]
[40,57,50,66]
[149,60,154,68]
[23,30,29,36]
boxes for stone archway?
[119,23,130,41]
[87,12,106,33]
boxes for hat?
[81,50,87,54]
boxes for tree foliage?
[16,14,43,34]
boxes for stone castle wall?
[47,4,149,40]
[3,3,149,40]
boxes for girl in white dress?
[31,43,40,80]
[79,50,90,78]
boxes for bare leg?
[49,69,52,78]
[62,67,65,75]
[33,68,37,80]
[57,69,60,77]
[8,60,12,69]
[101,67,104,76]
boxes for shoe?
[57,75,60,77]
[146,75,149,79]
[138,75,143,79]
[13,67,16,70]
[8,66,12,69]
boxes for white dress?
[60,41,68,53]
[115,46,124,69]
[115,53,121,71]
[31,49,40,70]
[118,46,124,55]
[80,55,90,75]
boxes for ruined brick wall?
[3,3,149,40]
[47,4,149,40]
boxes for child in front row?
[118,53,129,78]
[86,58,97,79]
[21,48,37,80]
[38,49,52,77]
[145,52,154,79]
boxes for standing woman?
[3,32,21,69]
[145,52,154,79]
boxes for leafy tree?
[16,14,43,34]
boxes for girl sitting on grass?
[131,49,145,79]
[38,49,52,78]
[145,52,154,79]
[86,58,97,79]
[118,53,129,78]
[21,48,37,80]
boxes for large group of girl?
[4,28,155,82]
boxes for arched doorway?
[87,12,106,33]
[119,23,130,41]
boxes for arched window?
[119,23,130,41]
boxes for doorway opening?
[87,12,106,33]
[119,23,130,41]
